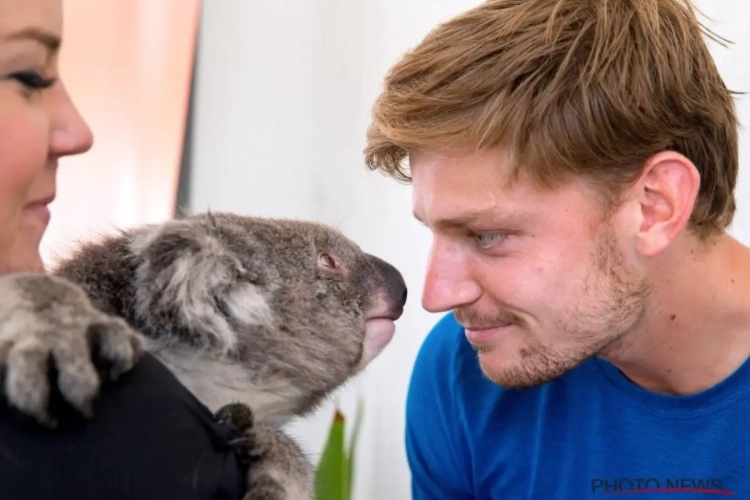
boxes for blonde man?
[366,0,748,497]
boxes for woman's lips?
[24,194,55,226]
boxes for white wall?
[187,2,750,499]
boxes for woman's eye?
[11,71,56,91]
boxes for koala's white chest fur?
[147,341,303,427]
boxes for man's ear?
[631,151,701,257]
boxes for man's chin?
[476,351,574,390]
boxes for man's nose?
[421,239,481,313]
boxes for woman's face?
[0,0,93,273]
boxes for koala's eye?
[318,252,337,270]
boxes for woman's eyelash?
[11,71,56,91]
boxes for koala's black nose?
[369,254,408,310]
[399,286,408,307]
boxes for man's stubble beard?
[465,225,652,389]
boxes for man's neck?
[598,231,750,396]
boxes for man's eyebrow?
[6,27,61,52]
[412,208,498,229]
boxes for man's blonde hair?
[364,0,740,238]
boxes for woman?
[0,0,245,498]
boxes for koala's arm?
[0,272,143,426]
[216,403,315,500]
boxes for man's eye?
[473,231,506,249]
[11,71,56,90]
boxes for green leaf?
[315,409,348,500]
[345,398,364,498]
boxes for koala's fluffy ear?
[128,218,273,353]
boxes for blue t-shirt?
[405,312,750,499]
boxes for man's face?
[410,147,652,388]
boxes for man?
[364,0,750,498]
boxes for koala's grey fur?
[0,273,143,427]
[216,402,318,499]
[0,211,407,500]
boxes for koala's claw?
[216,402,255,434]
[86,316,144,381]
[216,402,262,469]
[5,336,93,426]
[0,273,144,427]
[215,402,315,500]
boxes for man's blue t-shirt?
[405,312,750,499]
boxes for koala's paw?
[0,273,144,428]
[215,402,315,500]
[215,402,257,468]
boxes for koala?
[0,211,407,500]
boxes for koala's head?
[126,211,407,415]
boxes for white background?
[186,1,750,499]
